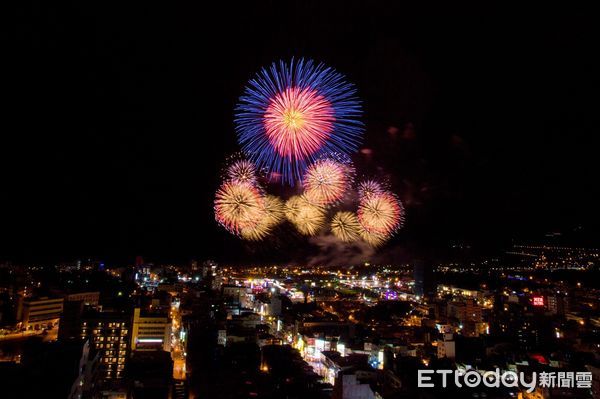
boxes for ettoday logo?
[418,369,593,392]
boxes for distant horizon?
[2,230,598,267]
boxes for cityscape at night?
[1,2,599,399]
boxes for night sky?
[2,2,598,265]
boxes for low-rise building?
[65,291,100,307]
[20,296,64,330]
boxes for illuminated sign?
[337,343,346,357]
[315,339,325,351]
[138,338,163,343]
[532,296,544,307]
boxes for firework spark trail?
[331,211,361,242]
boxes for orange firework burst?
[285,195,326,236]
[303,159,353,205]
[359,227,388,247]
[240,195,285,241]
[262,195,285,225]
[330,211,361,242]
[357,192,404,235]
[214,181,265,235]
[284,195,303,222]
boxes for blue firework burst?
[235,58,363,185]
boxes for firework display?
[214,59,406,247]
[214,181,265,235]
[303,158,353,205]
[357,191,405,235]
[235,58,363,184]
[330,211,361,242]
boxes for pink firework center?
[263,86,335,160]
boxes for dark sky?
[2,2,598,264]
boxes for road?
[0,328,57,342]
[170,300,187,380]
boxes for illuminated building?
[65,291,100,307]
[437,285,483,302]
[19,296,64,330]
[447,299,483,323]
[81,311,130,380]
[547,294,568,315]
[436,334,456,359]
[222,284,245,304]
[217,329,227,346]
[131,307,172,352]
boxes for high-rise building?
[67,339,101,399]
[447,299,483,323]
[81,311,131,380]
[547,294,568,315]
[59,300,84,340]
[1,339,101,398]
[413,260,435,298]
[60,292,101,340]
[131,307,172,352]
